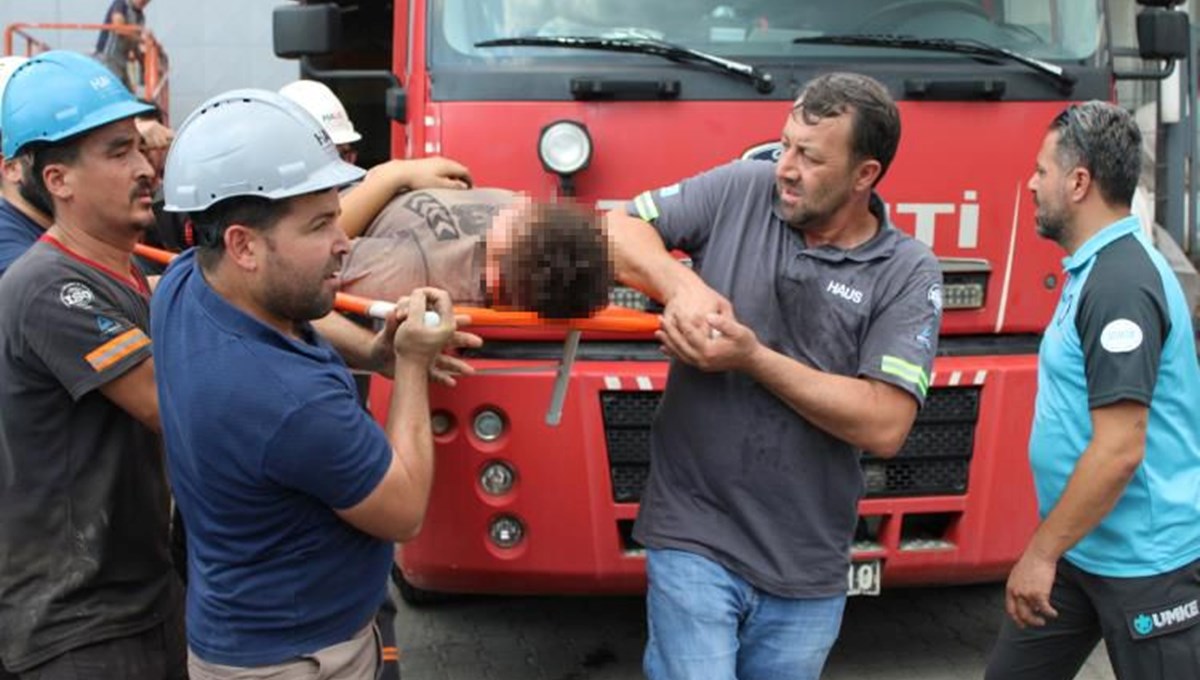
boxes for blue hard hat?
[1,50,154,157]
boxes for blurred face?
[1028,130,1073,246]
[55,118,155,233]
[774,108,859,231]
[336,143,358,166]
[257,189,349,322]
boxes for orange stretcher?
[134,244,660,333]
[135,242,662,426]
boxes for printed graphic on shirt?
[403,192,459,241]
[60,282,96,309]
[927,283,943,312]
[826,279,865,305]
[95,315,123,337]
[1100,318,1144,353]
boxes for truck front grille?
[600,387,980,502]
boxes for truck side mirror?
[1137,8,1190,61]
[273,4,341,59]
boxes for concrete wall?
[0,0,299,123]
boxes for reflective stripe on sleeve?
[85,328,150,372]
[634,192,660,223]
[881,355,929,396]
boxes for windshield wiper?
[793,34,1076,93]
[475,35,775,94]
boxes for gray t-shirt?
[627,160,942,597]
[0,239,171,672]
[339,188,516,304]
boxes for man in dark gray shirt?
[0,51,184,679]
[608,72,942,680]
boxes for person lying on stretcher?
[338,187,613,320]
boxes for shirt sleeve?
[1075,269,1168,409]
[857,257,943,407]
[24,278,151,400]
[261,390,393,510]
[625,162,744,257]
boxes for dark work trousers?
[986,557,1200,680]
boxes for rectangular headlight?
[940,258,991,310]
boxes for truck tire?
[391,563,446,606]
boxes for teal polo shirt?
[1030,215,1200,577]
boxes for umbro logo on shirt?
[826,280,864,304]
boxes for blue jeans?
[644,548,847,680]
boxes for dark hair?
[191,195,293,271]
[135,99,164,123]
[1049,101,1141,207]
[17,138,85,218]
[792,72,901,186]
[497,201,613,319]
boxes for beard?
[1033,190,1071,246]
[776,176,853,232]
[261,243,340,322]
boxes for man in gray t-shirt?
[609,73,941,680]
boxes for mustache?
[130,180,155,201]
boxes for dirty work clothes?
[0,198,45,278]
[0,236,174,674]
[1029,216,1200,577]
[339,187,515,304]
[626,160,942,598]
[152,249,393,668]
[15,578,187,680]
[986,557,1200,680]
[188,624,381,680]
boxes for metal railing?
[3,22,170,121]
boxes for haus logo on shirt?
[826,280,864,304]
[1100,318,1143,353]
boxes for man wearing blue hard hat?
[0,50,185,679]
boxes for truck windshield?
[434,0,1101,64]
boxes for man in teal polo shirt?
[986,102,1200,679]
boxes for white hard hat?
[162,88,365,213]
[278,79,362,146]
[0,55,30,135]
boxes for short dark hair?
[1048,101,1141,207]
[191,195,293,271]
[497,201,613,319]
[17,138,85,218]
[793,72,901,186]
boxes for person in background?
[985,101,1200,680]
[0,54,52,279]
[95,0,152,89]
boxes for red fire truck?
[273,0,1197,602]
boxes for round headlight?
[480,461,516,496]
[538,121,592,175]
[473,409,505,442]
[431,410,454,436]
[489,515,525,549]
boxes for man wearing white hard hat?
[153,88,477,679]
[278,78,473,244]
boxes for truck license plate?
[847,560,882,596]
